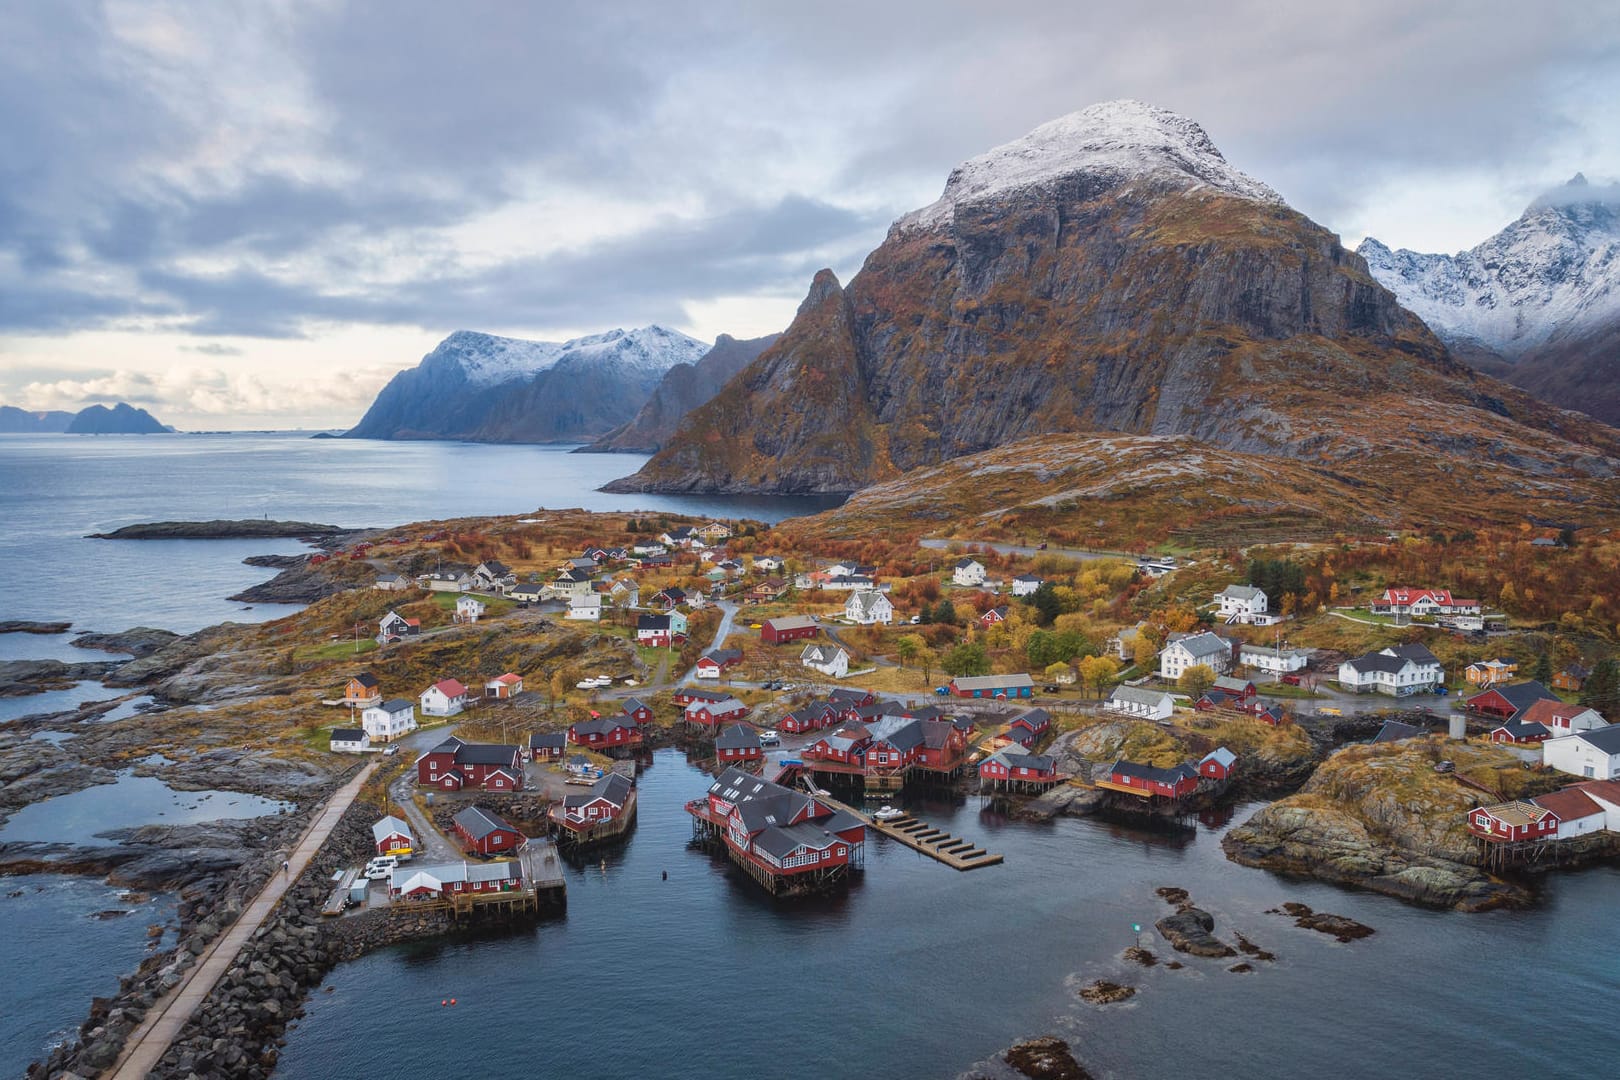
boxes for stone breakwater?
[30,789,494,1080]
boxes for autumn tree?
[1178,664,1217,699]
[895,634,924,668]
[1078,654,1121,698]
[943,642,990,677]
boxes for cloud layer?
[2,1,1617,427]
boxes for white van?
[363,855,398,881]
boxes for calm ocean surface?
[0,432,837,1075]
[1,434,1615,1079]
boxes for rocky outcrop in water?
[964,1036,1095,1080]
[0,620,72,634]
[88,518,361,541]
[71,627,181,658]
[0,658,121,697]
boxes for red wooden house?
[694,768,865,893]
[528,732,566,760]
[1105,760,1199,799]
[390,861,522,901]
[979,749,1060,786]
[916,720,969,770]
[1490,718,1552,744]
[683,696,749,728]
[619,697,655,726]
[781,702,836,734]
[370,815,415,857]
[715,723,763,763]
[554,773,635,835]
[1004,709,1051,746]
[1464,681,1559,723]
[695,648,743,679]
[760,615,820,645]
[568,713,644,749]
[979,606,1009,628]
[1467,800,1559,842]
[804,725,871,764]
[827,688,875,712]
[415,738,525,792]
[452,805,525,857]
[863,717,925,771]
[1198,747,1237,780]
[673,686,731,708]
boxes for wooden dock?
[818,794,1003,871]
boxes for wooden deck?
[818,794,1002,871]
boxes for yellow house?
[1465,658,1517,686]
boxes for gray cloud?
[0,0,1617,353]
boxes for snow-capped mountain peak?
[441,325,708,387]
[1359,175,1620,355]
[897,99,1284,232]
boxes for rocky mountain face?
[583,333,780,453]
[0,405,75,433]
[64,403,169,434]
[346,325,709,442]
[608,101,1620,496]
[1360,176,1620,423]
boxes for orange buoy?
[450,998,457,1005]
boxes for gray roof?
[866,716,926,753]
[1218,584,1265,601]
[1201,747,1237,769]
[954,558,982,569]
[715,723,762,751]
[1111,760,1199,784]
[452,805,515,840]
[1212,676,1253,692]
[701,648,743,665]
[753,821,840,861]
[370,815,413,842]
[563,772,632,809]
[801,643,846,665]
[1574,723,1620,753]
[846,589,890,614]
[1171,631,1230,659]
[351,673,380,688]
[455,743,521,766]
[571,714,637,737]
[529,732,566,750]
[995,750,1054,772]
[766,614,818,631]
[1372,720,1425,743]
[331,728,366,742]
[376,698,415,713]
[1110,685,1174,708]
[949,673,1035,691]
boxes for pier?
[816,792,1003,871]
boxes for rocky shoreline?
[0,621,73,635]
[0,658,123,697]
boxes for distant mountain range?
[345,326,711,442]
[0,402,169,434]
[602,100,1620,539]
[1360,174,1620,424]
[582,333,780,453]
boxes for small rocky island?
[88,519,366,541]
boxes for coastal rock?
[87,519,361,541]
[0,620,72,635]
[1155,907,1237,958]
[229,554,379,604]
[1078,979,1136,1004]
[71,627,181,658]
[0,658,120,697]
[1021,783,1108,820]
[1122,945,1158,967]
[996,1037,1095,1080]
[1274,902,1375,942]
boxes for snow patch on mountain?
[444,326,708,387]
[896,99,1284,232]
[1359,175,1620,355]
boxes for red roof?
[1574,779,1620,805]
[433,679,467,697]
[492,672,521,685]
[404,617,421,627]
[1531,787,1603,821]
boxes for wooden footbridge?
[816,791,1002,871]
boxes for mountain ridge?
[346,325,709,443]
[582,332,780,453]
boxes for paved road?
[111,763,379,1080]
[388,768,457,862]
[675,600,738,687]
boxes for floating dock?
[816,793,1003,871]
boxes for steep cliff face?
[609,102,1617,495]
[346,326,708,442]
[584,332,779,453]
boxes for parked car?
[363,855,398,881]
[1280,674,1302,686]
[1434,760,1455,774]
[383,744,400,756]
[758,730,781,747]
[1319,707,1342,716]
[1042,684,1061,693]
[909,614,922,624]
[934,686,950,696]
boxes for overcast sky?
[2,0,1616,430]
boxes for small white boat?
[873,806,905,821]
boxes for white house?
[361,698,417,742]
[544,569,595,600]
[454,595,486,623]
[420,679,469,718]
[1111,621,1148,661]
[567,594,603,621]
[472,560,515,591]
[329,728,371,753]
[1011,574,1044,598]
[417,571,470,593]
[1518,699,1607,737]
[1216,585,1273,624]
[1543,724,1620,780]
[844,589,894,626]
[1529,787,1611,840]
[374,573,410,592]
[1240,644,1313,676]
[1105,685,1176,721]
[952,558,987,587]
[1159,631,1233,680]
[753,555,784,573]
[607,579,640,608]
[801,643,850,679]
[1337,643,1442,696]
